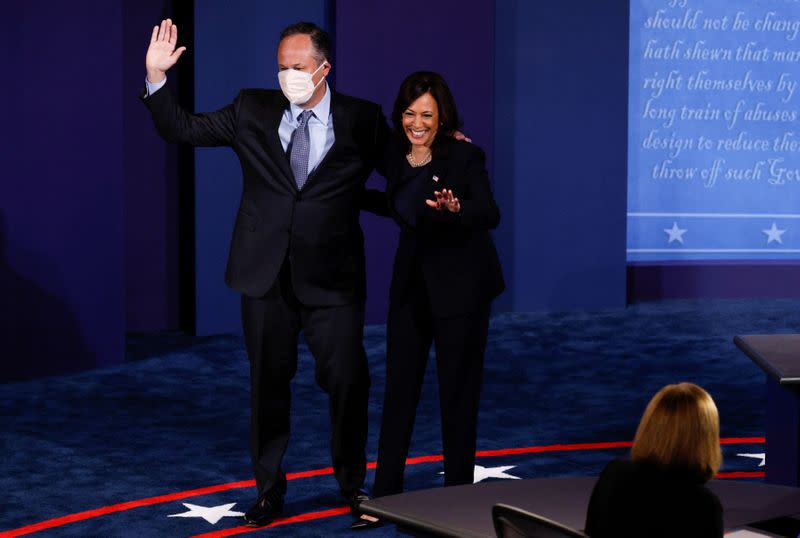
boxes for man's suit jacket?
[144,87,388,305]
[367,137,504,317]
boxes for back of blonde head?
[631,382,721,481]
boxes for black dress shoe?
[243,481,286,527]
[341,488,370,514]
[342,489,382,530]
[350,514,383,530]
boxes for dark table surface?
[734,335,800,384]
[361,476,800,537]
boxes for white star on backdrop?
[762,222,786,244]
[440,464,521,483]
[167,503,244,525]
[737,453,766,467]
[664,222,687,244]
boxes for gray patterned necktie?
[289,110,314,189]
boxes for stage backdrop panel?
[124,0,182,332]
[0,0,125,381]
[493,1,629,312]
[628,0,800,261]
[335,0,495,323]
[193,0,330,335]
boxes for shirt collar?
[289,81,331,126]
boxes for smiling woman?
[402,93,438,166]
[390,71,462,168]
[364,71,505,512]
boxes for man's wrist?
[144,74,167,98]
[146,70,166,84]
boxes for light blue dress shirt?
[145,77,335,172]
[278,82,334,173]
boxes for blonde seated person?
[585,382,723,538]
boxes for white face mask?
[277,61,327,105]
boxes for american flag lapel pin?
[432,175,439,182]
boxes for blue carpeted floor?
[1,299,792,536]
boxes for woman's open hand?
[426,189,461,213]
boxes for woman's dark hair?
[279,22,331,64]
[391,71,462,152]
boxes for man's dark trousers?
[241,260,370,495]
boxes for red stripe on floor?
[716,471,765,479]
[189,507,352,537]
[406,454,445,464]
[476,441,634,457]
[1,437,766,536]
[720,437,765,445]
[286,467,333,480]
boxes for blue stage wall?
[193,0,330,335]
[493,1,630,311]
[14,1,790,381]
[1,1,125,381]
[123,0,181,332]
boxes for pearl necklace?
[407,150,432,167]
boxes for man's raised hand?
[145,19,186,83]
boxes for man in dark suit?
[142,19,387,528]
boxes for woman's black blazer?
[367,136,505,317]
[585,459,723,538]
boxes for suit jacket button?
[249,225,255,232]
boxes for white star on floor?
[737,453,766,467]
[441,464,521,483]
[167,503,244,525]
[664,222,687,244]
[762,222,786,244]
